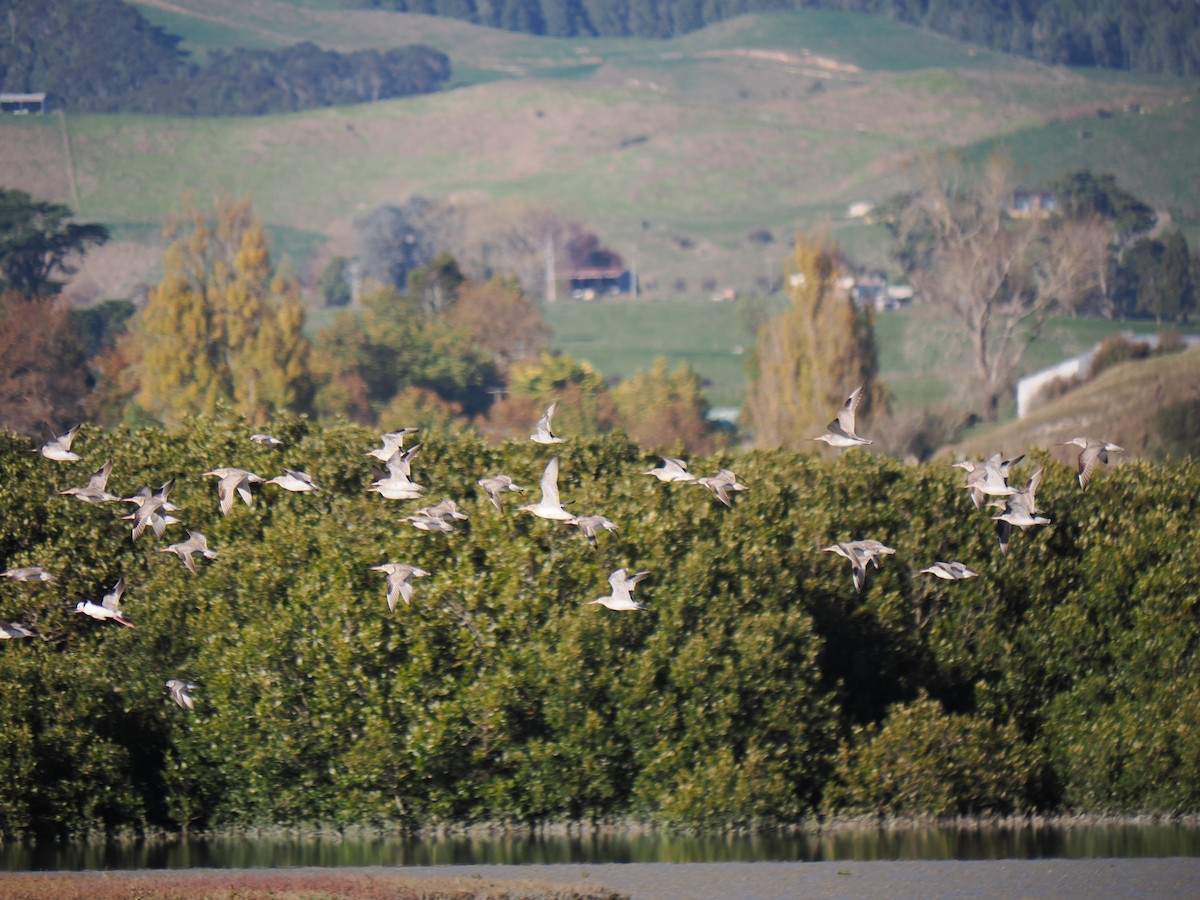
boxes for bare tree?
[893,152,1110,420]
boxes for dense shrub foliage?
[1,421,1198,837]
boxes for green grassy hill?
[5,8,1192,288]
[3,5,1198,418]
[949,344,1200,464]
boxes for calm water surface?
[4,823,1200,871]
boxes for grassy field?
[950,343,1200,462]
[544,298,751,409]
[5,7,1197,302]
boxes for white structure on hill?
[1016,331,1200,419]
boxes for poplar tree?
[136,197,311,426]
[743,236,884,449]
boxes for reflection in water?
[5,823,1200,871]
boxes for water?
[4,822,1200,871]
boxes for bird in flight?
[813,386,872,448]
[588,567,650,611]
[530,401,564,445]
[517,456,575,521]
[74,578,134,628]
[166,679,198,710]
[1059,437,1123,490]
[370,563,430,611]
[39,424,82,461]
[644,456,696,483]
[203,467,265,516]
[59,460,120,503]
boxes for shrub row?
[1,418,1197,836]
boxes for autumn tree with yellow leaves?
[136,198,311,426]
[611,357,714,454]
[744,235,885,449]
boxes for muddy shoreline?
[4,859,1200,899]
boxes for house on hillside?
[1009,191,1059,219]
[569,264,634,299]
[851,274,887,309]
[1,93,46,114]
[850,274,913,311]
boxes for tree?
[610,357,713,454]
[0,189,109,299]
[406,251,465,317]
[317,256,352,308]
[447,276,550,373]
[135,197,311,426]
[1051,170,1156,242]
[743,235,884,449]
[354,198,462,294]
[483,351,613,441]
[312,279,497,426]
[1118,231,1197,325]
[890,152,1110,421]
[1155,230,1196,324]
[0,290,87,435]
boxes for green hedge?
[1,419,1197,836]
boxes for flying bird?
[568,514,619,549]
[367,444,425,500]
[477,474,527,511]
[530,401,564,445]
[990,468,1051,553]
[249,433,284,447]
[954,452,1024,509]
[644,456,696,483]
[39,424,81,461]
[696,468,749,508]
[121,481,180,541]
[159,531,218,575]
[370,562,430,611]
[266,469,322,493]
[367,428,420,462]
[401,514,455,533]
[1,566,55,583]
[414,498,469,521]
[919,561,980,581]
[812,386,872,448]
[203,467,265,516]
[1060,437,1123,490]
[166,679,198,710]
[517,456,575,521]
[59,460,120,503]
[74,578,134,627]
[823,539,895,593]
[588,567,650,611]
[0,621,35,640]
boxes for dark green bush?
[824,695,1043,818]
[2,421,1198,837]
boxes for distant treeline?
[0,0,450,115]
[356,0,1200,76]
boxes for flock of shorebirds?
[1,388,1124,709]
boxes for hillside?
[948,344,1200,466]
[4,8,1194,311]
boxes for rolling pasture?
[3,6,1196,303]
[544,298,1200,417]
